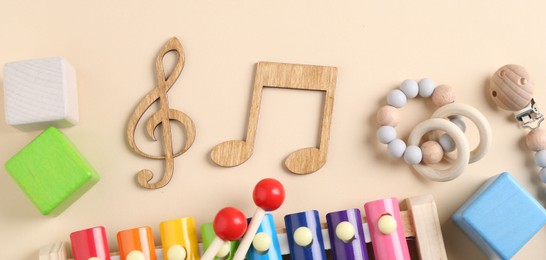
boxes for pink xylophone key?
[69,226,111,260]
[364,198,410,260]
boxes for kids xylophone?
[39,194,446,260]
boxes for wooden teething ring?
[431,103,492,164]
[408,118,470,182]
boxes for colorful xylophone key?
[201,222,240,259]
[117,226,156,260]
[284,210,327,260]
[159,217,200,260]
[233,178,285,260]
[201,207,248,260]
[326,209,369,260]
[70,226,111,260]
[364,197,411,260]
[246,213,282,259]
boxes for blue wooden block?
[284,210,326,260]
[246,214,282,260]
[452,172,546,259]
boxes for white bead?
[418,78,436,97]
[400,79,419,98]
[293,227,313,247]
[404,145,423,165]
[252,232,272,253]
[167,245,187,260]
[534,150,546,167]
[387,89,407,108]
[377,125,397,144]
[335,221,355,242]
[377,215,397,235]
[439,133,456,152]
[387,139,406,158]
[540,168,546,183]
[216,242,231,258]
[126,250,145,260]
[449,116,466,132]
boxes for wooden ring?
[408,118,470,182]
[431,103,492,163]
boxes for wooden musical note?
[210,62,337,174]
[127,37,195,189]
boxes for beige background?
[1,0,545,259]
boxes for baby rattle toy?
[489,64,546,190]
[376,78,492,181]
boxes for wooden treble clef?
[127,37,195,189]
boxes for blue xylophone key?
[246,213,282,260]
[284,210,326,260]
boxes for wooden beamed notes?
[211,62,338,174]
[127,37,196,189]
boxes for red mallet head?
[213,207,248,241]
[253,178,285,211]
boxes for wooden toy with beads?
[38,194,447,260]
[489,64,546,192]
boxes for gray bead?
[404,145,423,165]
[387,89,407,108]
[418,78,436,97]
[439,133,456,152]
[449,116,466,132]
[377,125,397,144]
[400,79,419,99]
[387,139,406,158]
[540,168,546,183]
[534,150,546,167]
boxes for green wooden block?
[5,127,99,216]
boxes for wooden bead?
[489,64,533,111]
[432,84,455,107]
[376,105,400,126]
[526,128,546,151]
[421,141,444,164]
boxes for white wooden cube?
[3,57,78,129]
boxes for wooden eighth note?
[210,62,337,174]
[126,37,195,189]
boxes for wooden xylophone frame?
[39,195,447,260]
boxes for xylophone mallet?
[201,207,248,260]
[232,178,285,260]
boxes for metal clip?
[514,98,544,129]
